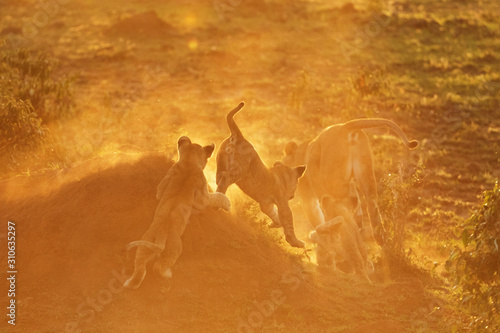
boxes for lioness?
[283,119,418,244]
[216,102,307,248]
[124,136,231,289]
[309,196,373,282]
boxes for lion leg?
[365,198,383,245]
[260,203,281,228]
[345,240,372,283]
[354,255,371,283]
[353,251,372,283]
[124,245,154,289]
[215,171,232,194]
[355,165,383,245]
[277,203,305,248]
[345,181,364,229]
[302,197,325,228]
[153,219,187,279]
[124,230,160,289]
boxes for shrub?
[0,48,73,173]
[350,66,391,98]
[0,97,47,154]
[0,48,74,121]
[446,182,500,332]
[379,162,423,258]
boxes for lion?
[123,136,231,289]
[309,196,374,282]
[215,102,307,248]
[283,119,418,245]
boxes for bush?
[379,162,422,257]
[0,48,73,172]
[446,182,500,332]
[0,97,47,154]
[0,48,73,121]
[350,66,391,98]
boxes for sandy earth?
[1,153,449,332]
[2,0,496,331]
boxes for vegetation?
[379,162,423,257]
[0,0,499,331]
[0,48,73,170]
[0,97,46,154]
[447,182,500,332]
[0,48,73,121]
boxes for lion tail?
[226,102,245,138]
[342,118,418,149]
[126,240,164,253]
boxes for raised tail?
[126,240,164,253]
[343,118,418,149]
[226,102,245,137]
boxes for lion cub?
[124,136,231,289]
[309,196,373,282]
[216,102,306,248]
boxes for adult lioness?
[216,102,307,248]
[124,136,231,289]
[309,196,373,282]
[283,119,418,245]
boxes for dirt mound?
[342,319,412,333]
[0,154,448,332]
[106,11,176,38]
[0,153,310,332]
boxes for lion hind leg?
[300,193,325,228]
[354,160,383,245]
[154,217,187,280]
[124,245,158,289]
[365,198,383,244]
[124,228,167,289]
[346,242,372,284]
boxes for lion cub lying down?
[216,102,307,248]
[309,196,374,282]
[124,136,231,289]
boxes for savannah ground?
[1,0,499,332]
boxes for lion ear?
[273,161,284,167]
[284,142,298,156]
[294,165,306,179]
[178,136,191,148]
[204,143,215,158]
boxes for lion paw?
[123,279,135,289]
[213,192,231,211]
[154,262,173,279]
[220,196,231,212]
[123,268,146,289]
[124,276,142,290]
[286,236,305,248]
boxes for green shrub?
[379,162,423,257]
[350,66,391,98]
[446,182,500,332]
[0,48,73,173]
[0,97,46,154]
[0,48,74,121]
